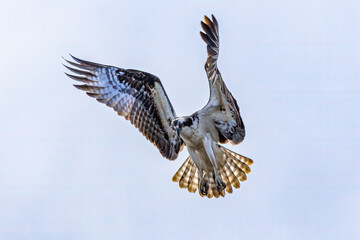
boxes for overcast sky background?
[0,1,359,239]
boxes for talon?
[215,177,226,192]
[200,179,209,196]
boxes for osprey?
[64,15,253,198]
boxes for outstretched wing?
[200,15,245,145]
[64,55,184,160]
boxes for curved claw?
[200,179,209,196]
[215,177,226,193]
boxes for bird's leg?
[203,135,226,193]
[187,148,208,196]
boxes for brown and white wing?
[200,15,245,145]
[64,55,184,160]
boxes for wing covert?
[64,55,183,160]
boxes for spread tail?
[172,145,253,198]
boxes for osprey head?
[171,117,186,136]
[171,116,195,136]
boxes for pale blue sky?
[0,1,359,239]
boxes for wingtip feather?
[69,54,84,64]
[63,64,96,78]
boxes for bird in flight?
[64,15,253,198]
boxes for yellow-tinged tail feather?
[172,145,253,198]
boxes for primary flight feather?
[64,15,253,198]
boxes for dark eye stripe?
[183,117,193,127]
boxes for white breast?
[180,120,203,148]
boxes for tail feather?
[233,157,251,174]
[224,161,241,189]
[172,156,190,182]
[206,174,214,198]
[219,167,233,193]
[224,151,247,181]
[172,145,253,198]
[187,161,198,193]
[223,147,254,167]
[179,159,193,188]
[207,171,221,198]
